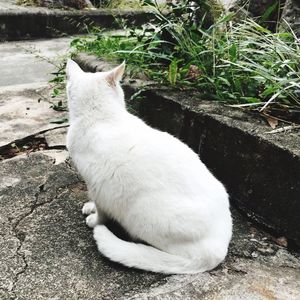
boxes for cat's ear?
[105,62,125,86]
[66,59,83,79]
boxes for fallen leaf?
[275,236,288,247]
[251,251,259,258]
[266,116,278,129]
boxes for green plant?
[106,0,143,9]
[67,0,300,125]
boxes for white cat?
[66,59,232,274]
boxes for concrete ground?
[1,152,300,300]
[0,38,71,148]
[0,37,299,299]
[0,38,72,87]
[0,0,18,10]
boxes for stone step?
[0,37,72,150]
[0,37,73,87]
[0,1,152,41]
[0,83,68,149]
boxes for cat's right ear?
[105,62,125,87]
[66,59,83,80]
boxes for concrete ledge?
[75,53,300,247]
[0,8,152,41]
[138,89,300,248]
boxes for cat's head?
[66,59,126,118]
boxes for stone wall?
[230,0,285,31]
[225,0,300,34]
[281,0,300,36]
[235,0,282,17]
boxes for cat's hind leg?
[82,201,96,215]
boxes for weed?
[70,0,300,113]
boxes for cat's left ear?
[105,61,125,86]
[66,59,84,79]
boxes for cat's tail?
[93,225,214,274]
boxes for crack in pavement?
[2,153,299,299]
[9,162,76,296]
[10,182,47,296]
[65,158,83,183]
[0,125,68,161]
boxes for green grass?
[68,0,300,120]
[106,0,143,9]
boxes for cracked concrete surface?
[0,153,166,300]
[0,37,72,148]
[0,84,68,148]
[0,152,299,300]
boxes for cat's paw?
[82,202,96,215]
[86,213,99,228]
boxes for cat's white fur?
[66,59,232,274]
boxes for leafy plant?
[68,0,300,124]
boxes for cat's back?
[102,114,225,195]
[87,113,196,163]
[69,112,226,201]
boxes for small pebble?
[257,247,274,254]
[251,251,259,258]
